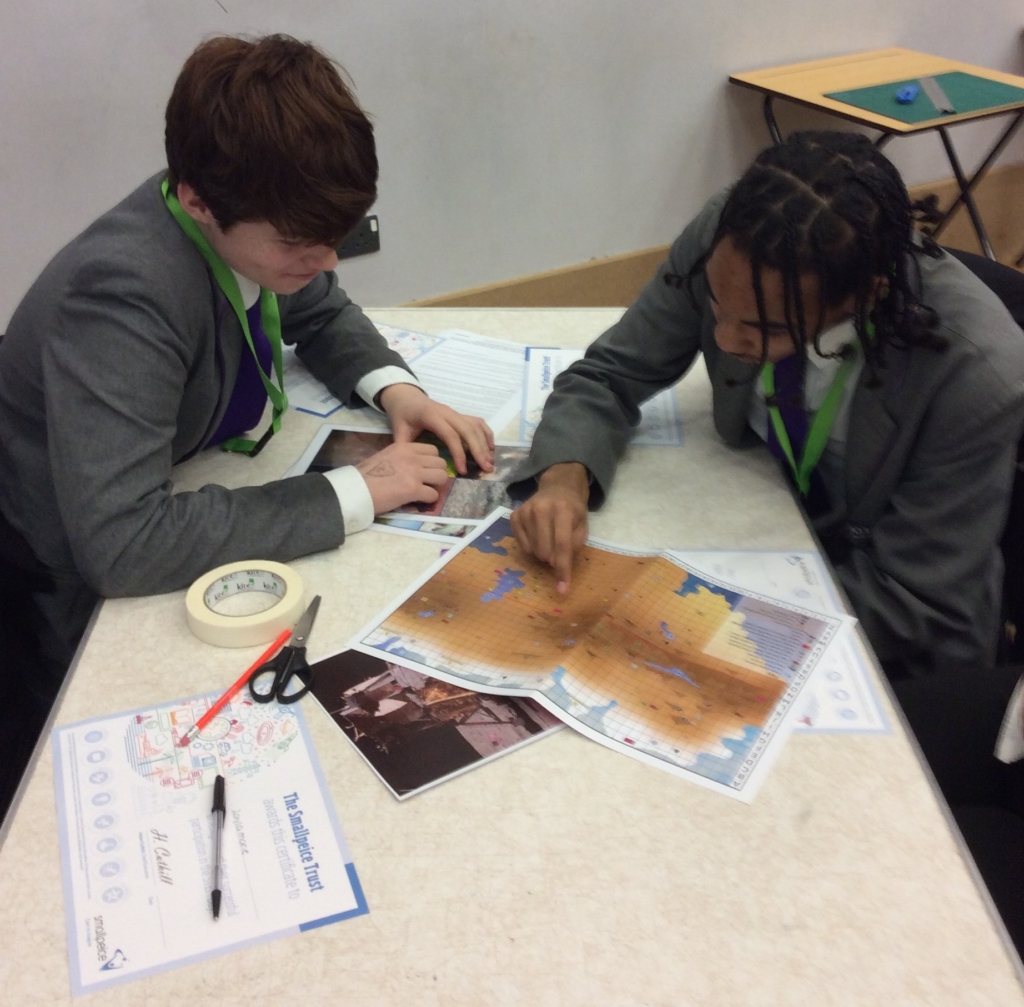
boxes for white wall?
[3,0,1023,328]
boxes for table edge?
[729,47,1024,134]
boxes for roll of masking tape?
[185,561,305,648]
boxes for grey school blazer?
[0,174,412,600]
[514,190,1024,676]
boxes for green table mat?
[825,71,1024,124]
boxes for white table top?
[1,308,1021,1005]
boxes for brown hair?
[165,34,377,245]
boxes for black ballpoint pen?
[211,774,225,919]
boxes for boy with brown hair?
[0,36,492,716]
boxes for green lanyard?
[161,178,288,456]
[761,353,855,497]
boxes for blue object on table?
[896,83,920,105]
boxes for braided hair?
[681,131,945,383]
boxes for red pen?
[178,629,292,747]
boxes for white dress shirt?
[746,318,862,444]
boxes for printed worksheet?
[354,510,853,801]
[53,694,367,995]
[520,346,683,446]
[281,345,345,417]
[283,324,524,431]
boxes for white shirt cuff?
[324,466,375,535]
[996,677,1024,763]
[356,366,424,412]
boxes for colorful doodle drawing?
[124,697,299,791]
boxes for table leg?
[762,94,783,145]
[931,111,1023,243]
[875,131,894,149]
[933,114,1024,261]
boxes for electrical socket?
[336,215,380,259]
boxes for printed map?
[358,510,847,799]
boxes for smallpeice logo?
[99,949,128,971]
[93,915,107,962]
[92,916,127,971]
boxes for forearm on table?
[65,474,345,597]
[284,279,415,406]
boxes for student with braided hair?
[509,131,1024,680]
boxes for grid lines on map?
[361,515,834,790]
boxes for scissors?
[248,595,321,704]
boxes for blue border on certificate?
[52,692,368,996]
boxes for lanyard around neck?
[760,354,855,497]
[161,178,288,456]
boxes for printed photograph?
[374,516,478,540]
[307,428,529,521]
[307,649,561,799]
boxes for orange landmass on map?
[380,532,786,751]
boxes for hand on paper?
[379,383,494,475]
[356,441,450,514]
[510,462,590,595]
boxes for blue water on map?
[659,621,675,641]
[375,636,428,665]
[375,636,492,685]
[482,568,525,602]
[470,519,514,556]
[547,666,574,706]
[674,575,741,609]
[643,662,699,688]
[689,725,761,785]
[549,666,617,729]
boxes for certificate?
[53,694,367,995]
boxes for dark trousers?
[893,666,1024,954]
[0,509,95,825]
